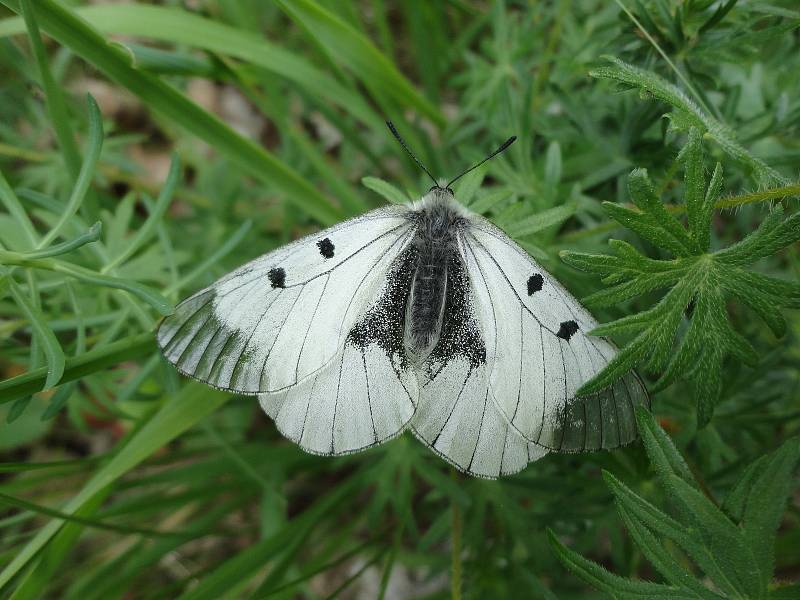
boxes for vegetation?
[0,1,798,598]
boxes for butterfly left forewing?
[157,206,416,395]
[258,245,420,456]
[461,216,649,452]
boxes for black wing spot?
[317,237,335,259]
[268,267,286,289]
[556,320,579,340]
[527,273,544,295]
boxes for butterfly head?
[428,183,455,196]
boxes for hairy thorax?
[404,188,467,363]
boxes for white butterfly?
[157,125,649,479]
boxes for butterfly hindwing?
[461,217,649,452]
[410,248,548,478]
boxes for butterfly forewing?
[258,246,420,456]
[157,206,417,395]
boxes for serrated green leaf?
[665,473,763,597]
[680,129,709,248]
[627,168,699,254]
[558,250,626,275]
[635,406,696,487]
[590,57,786,186]
[723,437,800,591]
[602,201,692,257]
[715,207,799,265]
[605,472,722,599]
[548,529,698,599]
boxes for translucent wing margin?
[157,206,417,395]
[461,217,650,452]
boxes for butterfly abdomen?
[405,190,465,361]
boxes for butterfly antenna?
[446,135,517,188]
[386,121,439,187]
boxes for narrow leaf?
[361,176,409,205]
[7,278,64,390]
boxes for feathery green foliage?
[550,407,800,599]
[562,129,800,426]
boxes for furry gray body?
[404,187,465,363]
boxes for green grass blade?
[361,176,410,205]
[102,155,180,272]
[0,169,38,249]
[20,222,101,259]
[7,278,64,390]
[0,0,342,226]
[0,4,384,133]
[0,382,230,591]
[0,253,171,315]
[0,332,154,403]
[275,0,444,128]
[37,94,103,249]
[20,0,81,179]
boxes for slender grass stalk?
[37,94,103,249]
[451,468,462,600]
[20,0,81,178]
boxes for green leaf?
[0,0,342,226]
[679,128,710,249]
[20,222,101,260]
[0,382,231,591]
[666,473,762,598]
[452,165,485,207]
[6,395,31,424]
[504,203,575,238]
[590,57,787,186]
[566,130,798,417]
[548,529,698,599]
[361,176,410,205]
[102,155,180,272]
[607,477,722,599]
[20,0,81,180]
[0,332,154,404]
[0,3,384,132]
[178,479,360,600]
[7,278,64,391]
[275,0,443,128]
[0,253,171,316]
[36,94,103,249]
[635,406,697,488]
[722,437,800,591]
[0,166,38,250]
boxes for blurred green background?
[0,1,798,598]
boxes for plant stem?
[451,468,462,600]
